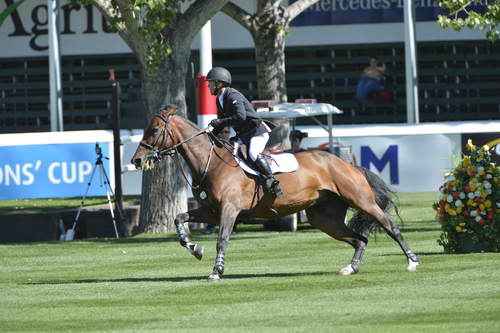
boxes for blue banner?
[291,0,487,26]
[0,142,111,199]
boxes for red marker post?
[196,74,217,129]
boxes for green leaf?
[435,1,500,41]
[0,0,26,27]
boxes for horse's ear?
[159,104,178,115]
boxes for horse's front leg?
[174,208,214,260]
[208,203,240,282]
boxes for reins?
[140,113,234,191]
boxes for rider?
[205,66,284,198]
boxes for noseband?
[138,113,174,159]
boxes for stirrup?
[272,183,285,198]
[263,178,284,198]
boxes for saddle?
[232,142,299,176]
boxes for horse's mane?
[160,105,202,132]
[180,115,203,132]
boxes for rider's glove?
[209,118,224,129]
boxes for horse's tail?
[347,166,401,235]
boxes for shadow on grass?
[0,232,298,246]
[400,227,441,233]
[380,251,446,257]
[82,233,277,244]
[24,271,334,285]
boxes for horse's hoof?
[208,274,221,282]
[407,260,419,272]
[337,264,357,276]
[192,244,203,261]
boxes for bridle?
[138,113,214,190]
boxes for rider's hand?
[209,118,224,129]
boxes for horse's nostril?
[133,158,141,166]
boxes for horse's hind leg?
[358,203,419,272]
[174,207,216,260]
[383,214,419,271]
[306,200,368,275]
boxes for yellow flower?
[471,177,478,184]
[459,222,466,227]
[466,139,475,152]
[456,206,463,214]
[485,200,492,208]
[467,199,475,206]
[479,204,485,211]
[462,156,471,166]
[448,209,457,216]
[455,226,462,232]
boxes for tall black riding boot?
[254,154,284,198]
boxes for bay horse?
[131,105,419,282]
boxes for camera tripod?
[65,143,123,240]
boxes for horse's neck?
[174,122,219,182]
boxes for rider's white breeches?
[248,132,270,161]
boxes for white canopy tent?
[256,103,343,153]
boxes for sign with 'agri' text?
[0,142,111,199]
[0,0,130,58]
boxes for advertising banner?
[0,142,111,199]
[305,133,461,192]
[0,0,130,58]
[290,0,487,26]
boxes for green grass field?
[1,192,499,332]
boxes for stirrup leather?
[255,154,284,198]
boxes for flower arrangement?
[433,139,500,253]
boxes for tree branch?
[286,0,321,21]
[90,0,144,61]
[177,0,229,43]
[257,0,282,12]
[221,2,253,31]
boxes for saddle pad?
[235,153,299,176]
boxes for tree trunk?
[252,5,289,103]
[88,0,231,234]
[136,46,191,233]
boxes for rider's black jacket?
[213,88,274,143]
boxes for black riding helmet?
[206,67,232,86]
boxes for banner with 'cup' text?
[0,142,111,200]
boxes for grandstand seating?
[0,41,498,133]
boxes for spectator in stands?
[285,130,308,153]
[356,57,386,102]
